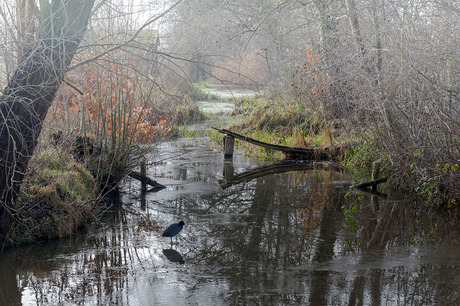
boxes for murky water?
[2,133,460,305]
[2,89,460,305]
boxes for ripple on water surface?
[2,131,460,305]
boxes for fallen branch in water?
[129,171,166,191]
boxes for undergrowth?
[6,149,100,246]
[188,81,219,101]
[222,96,354,161]
[341,137,390,184]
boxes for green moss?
[7,148,99,246]
[26,151,96,205]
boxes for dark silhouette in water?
[163,249,185,264]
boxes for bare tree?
[0,0,94,231]
[164,0,312,86]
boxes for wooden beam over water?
[212,127,334,160]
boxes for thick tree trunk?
[0,0,94,233]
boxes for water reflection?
[163,249,185,264]
[1,136,460,305]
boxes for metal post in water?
[223,135,234,161]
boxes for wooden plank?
[223,135,234,160]
[213,128,315,154]
[212,127,330,159]
[140,159,147,192]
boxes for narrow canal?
[1,87,460,305]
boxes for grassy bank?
[213,95,359,162]
[1,86,207,248]
[6,149,99,246]
[211,94,391,187]
[215,87,458,209]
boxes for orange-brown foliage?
[48,50,174,146]
[301,48,328,97]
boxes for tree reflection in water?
[1,163,460,304]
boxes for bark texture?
[0,0,94,232]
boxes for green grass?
[194,81,213,90]
[6,148,99,246]
[188,81,218,101]
[223,96,353,160]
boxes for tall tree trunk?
[315,0,350,117]
[0,0,94,233]
[315,0,339,72]
[16,0,38,60]
[345,0,401,134]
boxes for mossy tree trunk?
[0,0,95,234]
